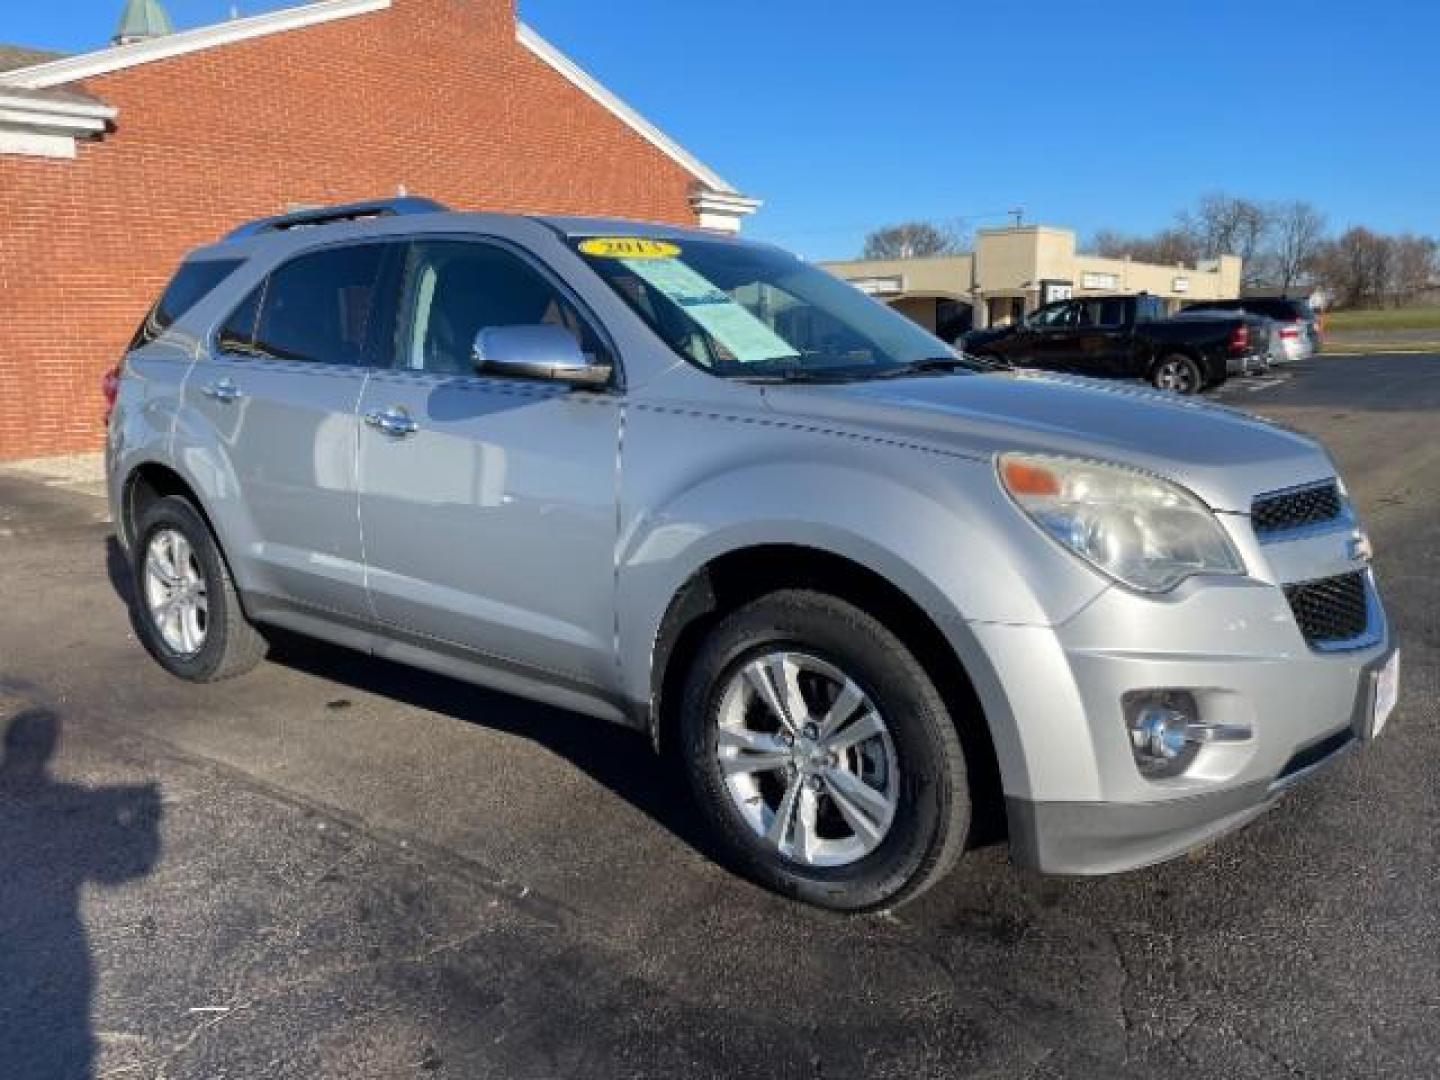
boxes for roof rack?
[224,197,448,240]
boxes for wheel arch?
[120,458,271,636]
[121,461,216,550]
[647,542,1008,844]
[1147,344,1201,372]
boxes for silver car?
[107,199,1398,911]
[1184,298,1321,363]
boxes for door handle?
[202,378,242,403]
[364,407,419,437]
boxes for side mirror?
[471,324,611,387]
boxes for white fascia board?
[0,0,391,90]
[689,187,762,233]
[0,129,77,158]
[517,22,739,197]
[0,107,108,135]
[0,92,117,121]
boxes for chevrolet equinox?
[106,199,1399,910]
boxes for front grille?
[1284,571,1369,646]
[1252,480,1343,537]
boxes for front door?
[357,238,621,687]
[1017,300,1080,369]
[183,241,394,619]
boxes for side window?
[396,240,607,376]
[1097,298,1127,326]
[249,244,388,365]
[216,285,263,355]
[1032,302,1073,328]
[131,258,243,349]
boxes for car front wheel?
[680,590,970,911]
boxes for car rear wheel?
[132,495,267,682]
[1151,353,1204,395]
[680,590,970,911]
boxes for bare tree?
[861,221,964,260]
[1269,201,1327,289]
[1314,228,1394,308]
[1084,227,1197,266]
[1388,234,1439,305]
[1087,228,1132,258]
[1179,192,1272,281]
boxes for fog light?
[1122,690,1250,780]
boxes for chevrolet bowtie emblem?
[1348,532,1374,563]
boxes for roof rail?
[224,196,448,240]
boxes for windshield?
[570,235,976,380]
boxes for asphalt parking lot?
[1,353,1436,1080]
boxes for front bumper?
[969,563,1393,875]
[1005,643,1392,874]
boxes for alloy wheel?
[1154,358,1197,393]
[714,651,899,867]
[143,528,209,656]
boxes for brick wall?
[0,0,700,460]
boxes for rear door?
[182,241,396,619]
[1072,297,1135,376]
[356,236,621,687]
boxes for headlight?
[998,453,1245,593]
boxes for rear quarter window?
[130,258,244,349]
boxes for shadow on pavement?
[104,536,711,864]
[264,626,715,855]
[0,707,162,1080]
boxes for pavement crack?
[1107,929,1136,1065]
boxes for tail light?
[102,361,122,424]
[1227,324,1249,353]
[1278,327,1300,340]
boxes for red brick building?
[0,0,758,461]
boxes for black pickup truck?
[960,293,1270,394]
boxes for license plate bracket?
[1366,650,1400,741]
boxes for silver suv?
[107,199,1398,911]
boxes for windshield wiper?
[737,368,864,384]
[872,356,990,379]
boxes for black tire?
[679,590,970,912]
[131,495,267,682]
[1150,352,1204,395]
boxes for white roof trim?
[0,0,390,90]
[517,22,738,196]
[690,189,762,214]
[0,105,108,134]
[0,92,116,122]
[0,129,78,158]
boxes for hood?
[962,325,1016,346]
[760,370,1332,512]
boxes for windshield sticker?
[620,257,799,364]
[578,237,681,260]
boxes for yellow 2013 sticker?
[578,237,681,260]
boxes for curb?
[1321,347,1440,357]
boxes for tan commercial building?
[823,225,1242,339]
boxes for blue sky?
[4,0,1436,260]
